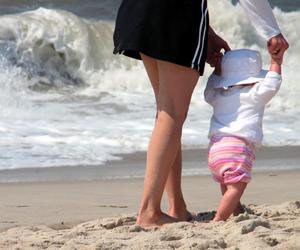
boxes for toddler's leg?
[220,184,245,216]
[214,182,247,221]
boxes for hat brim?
[213,70,268,89]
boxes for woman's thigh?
[156,59,199,119]
[141,53,200,119]
[141,53,159,104]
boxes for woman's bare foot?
[168,208,194,222]
[136,211,178,227]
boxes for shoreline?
[0,145,300,183]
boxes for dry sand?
[0,201,299,249]
[0,147,300,249]
[0,171,299,249]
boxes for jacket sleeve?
[204,74,219,106]
[239,0,281,40]
[251,71,282,104]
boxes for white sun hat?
[213,49,268,89]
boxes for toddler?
[204,47,284,221]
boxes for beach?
[0,148,300,249]
[0,0,300,249]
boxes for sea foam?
[0,1,299,170]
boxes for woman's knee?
[155,61,198,129]
[170,110,188,125]
[157,109,188,128]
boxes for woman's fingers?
[206,26,230,66]
[222,41,231,52]
[207,52,223,67]
[268,33,289,55]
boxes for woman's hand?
[267,33,289,61]
[206,26,230,67]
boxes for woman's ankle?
[168,204,190,220]
[136,209,178,227]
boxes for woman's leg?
[140,54,190,221]
[136,55,199,227]
[165,146,191,220]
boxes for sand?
[0,147,300,249]
[0,200,299,249]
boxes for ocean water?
[0,0,299,172]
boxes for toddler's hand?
[268,43,285,74]
[268,37,286,65]
[267,33,289,60]
[269,48,284,66]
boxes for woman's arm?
[206,27,230,67]
[239,0,289,57]
[207,1,288,67]
[239,0,280,40]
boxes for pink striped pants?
[208,135,255,184]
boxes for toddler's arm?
[268,42,284,75]
[252,72,281,104]
[204,74,219,105]
[251,46,284,103]
[204,56,222,105]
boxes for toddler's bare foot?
[136,211,178,227]
[212,212,225,222]
[233,203,245,216]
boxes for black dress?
[113,0,209,75]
